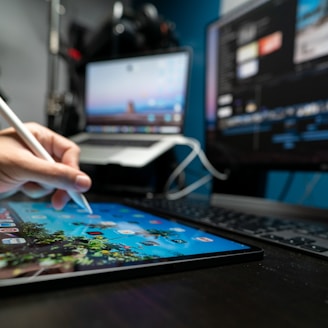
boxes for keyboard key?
[280,237,314,246]
[301,244,328,253]
[261,234,285,242]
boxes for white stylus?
[0,96,92,214]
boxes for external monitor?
[205,0,328,176]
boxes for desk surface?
[0,194,327,328]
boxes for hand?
[0,122,92,210]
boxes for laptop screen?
[84,48,191,135]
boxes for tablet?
[0,201,263,290]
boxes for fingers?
[75,175,92,191]
[51,189,71,211]
[20,181,89,211]
[21,184,73,211]
[51,134,81,169]
[17,156,92,193]
[12,123,91,192]
[0,189,19,200]
[25,123,81,169]
[0,123,92,208]
[19,160,91,210]
[20,182,54,199]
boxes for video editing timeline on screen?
[208,0,328,165]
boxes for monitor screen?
[205,0,328,171]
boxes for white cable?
[163,137,201,193]
[298,172,322,205]
[164,136,230,199]
[178,137,230,180]
[166,174,212,200]
[198,147,230,180]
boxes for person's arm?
[0,122,92,210]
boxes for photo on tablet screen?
[0,201,263,289]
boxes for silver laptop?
[71,48,191,167]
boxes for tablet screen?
[0,201,263,288]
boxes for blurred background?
[1,0,328,209]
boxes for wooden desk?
[0,194,327,327]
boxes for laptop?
[71,47,192,167]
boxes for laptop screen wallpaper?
[85,51,190,134]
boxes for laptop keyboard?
[125,197,328,259]
[79,139,157,147]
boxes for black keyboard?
[125,197,328,259]
[79,139,157,147]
